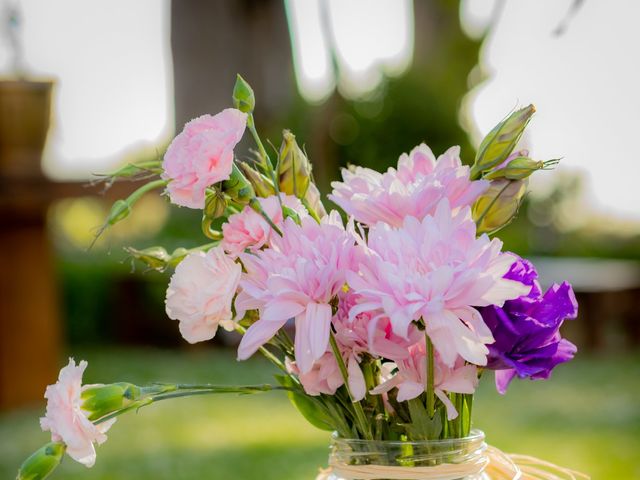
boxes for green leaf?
[274,375,334,431]
[405,398,442,440]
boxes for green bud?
[204,187,228,219]
[81,383,141,421]
[222,163,256,205]
[278,130,311,198]
[108,160,162,179]
[17,442,65,480]
[232,74,255,114]
[107,199,131,226]
[303,182,327,219]
[472,105,535,179]
[473,179,527,235]
[238,162,276,197]
[484,156,542,180]
[167,247,190,268]
[282,205,301,225]
[124,246,171,271]
[485,156,560,181]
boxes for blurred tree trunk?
[170,0,294,129]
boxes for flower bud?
[106,199,131,226]
[471,105,535,179]
[204,187,228,219]
[222,163,256,205]
[282,205,302,225]
[17,441,65,480]
[485,156,542,180]
[278,130,311,198]
[167,247,190,268]
[473,179,527,234]
[125,246,171,271]
[485,156,560,181]
[238,162,276,197]
[232,74,255,114]
[81,383,141,421]
[303,182,327,219]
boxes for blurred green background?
[1,1,639,479]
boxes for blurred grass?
[1,347,638,479]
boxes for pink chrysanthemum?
[371,343,478,420]
[329,144,489,227]
[347,199,529,367]
[236,212,360,373]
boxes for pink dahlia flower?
[162,109,247,209]
[371,344,478,420]
[348,199,530,367]
[40,359,115,467]
[221,194,307,257]
[286,354,344,397]
[334,290,421,361]
[329,143,489,227]
[166,247,241,343]
[237,212,359,373]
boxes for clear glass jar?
[326,430,489,480]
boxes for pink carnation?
[162,109,247,209]
[40,359,115,467]
[371,344,478,420]
[221,194,307,257]
[236,212,359,373]
[166,247,241,343]
[348,199,530,367]
[329,144,489,227]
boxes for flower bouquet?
[18,76,588,480]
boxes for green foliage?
[274,375,334,432]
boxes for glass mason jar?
[325,430,490,480]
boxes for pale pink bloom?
[334,290,421,361]
[166,247,241,343]
[286,354,344,397]
[40,359,115,467]
[371,344,478,420]
[347,199,530,367]
[162,109,247,209]
[329,144,489,227]
[237,212,360,373]
[221,194,307,257]
[285,291,420,401]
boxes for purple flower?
[479,256,578,394]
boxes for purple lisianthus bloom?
[479,256,578,394]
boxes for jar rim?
[330,429,485,448]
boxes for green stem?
[95,384,287,425]
[329,332,372,440]
[247,113,281,199]
[127,179,168,204]
[249,197,283,236]
[425,333,435,419]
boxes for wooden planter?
[0,79,53,179]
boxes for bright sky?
[5,0,639,222]
[285,0,413,102]
[0,0,173,179]
[460,0,640,222]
